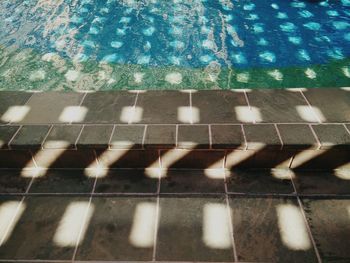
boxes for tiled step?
[0,169,349,262]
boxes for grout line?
[243,90,255,124]
[299,90,322,124]
[7,125,23,150]
[157,150,162,194]
[208,124,212,149]
[175,125,179,148]
[309,124,322,150]
[189,91,193,125]
[240,125,248,150]
[74,125,85,148]
[142,125,148,148]
[69,92,88,125]
[288,172,323,263]
[152,194,160,261]
[107,125,117,150]
[40,125,54,150]
[7,93,34,125]
[128,91,140,125]
[274,124,284,150]
[343,123,350,136]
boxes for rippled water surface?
[0,0,350,90]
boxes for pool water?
[0,0,349,91]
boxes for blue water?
[1,0,350,70]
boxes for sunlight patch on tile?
[120,106,143,123]
[296,105,325,122]
[235,106,262,123]
[59,106,88,123]
[177,106,200,124]
[0,201,25,246]
[1,106,30,123]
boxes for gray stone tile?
[226,169,295,194]
[0,196,86,260]
[18,92,84,124]
[80,91,136,124]
[230,197,318,263]
[278,124,318,150]
[110,125,145,149]
[244,124,281,150]
[156,197,233,262]
[177,125,210,149]
[0,126,20,149]
[211,125,245,149]
[302,88,350,122]
[144,125,176,149]
[302,199,350,262]
[0,170,31,193]
[28,170,95,193]
[94,169,158,193]
[43,125,83,149]
[293,170,350,195]
[0,91,32,124]
[312,124,350,149]
[77,125,113,149]
[136,91,189,124]
[192,90,248,123]
[10,125,51,149]
[0,150,34,168]
[160,170,225,193]
[76,197,155,261]
[246,89,310,122]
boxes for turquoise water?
[0,0,349,90]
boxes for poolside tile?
[244,124,281,150]
[0,196,87,260]
[177,125,210,149]
[144,125,176,149]
[191,90,248,123]
[0,126,20,149]
[211,124,245,149]
[76,197,155,261]
[230,197,318,262]
[77,125,114,149]
[110,125,145,149]
[277,124,318,150]
[28,170,95,193]
[160,169,225,193]
[10,125,51,149]
[293,170,350,195]
[94,169,158,193]
[0,91,32,124]
[302,88,350,122]
[246,89,311,122]
[226,169,295,194]
[43,125,83,149]
[18,92,84,124]
[0,150,34,168]
[302,199,350,262]
[80,91,136,124]
[156,197,233,262]
[136,91,189,124]
[0,170,31,193]
[311,124,350,149]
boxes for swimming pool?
[0,0,349,91]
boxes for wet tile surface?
[94,169,158,193]
[10,125,51,149]
[76,197,156,261]
[312,124,350,149]
[0,170,31,193]
[0,126,20,149]
[0,91,32,124]
[110,125,145,149]
[156,196,234,262]
[160,169,225,193]
[77,125,114,149]
[230,197,318,263]
[177,125,210,149]
[43,125,83,149]
[302,199,350,263]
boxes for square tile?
[77,125,113,149]
[0,196,88,260]
[156,197,234,262]
[244,124,281,150]
[302,89,350,122]
[43,125,83,149]
[302,199,350,262]
[94,169,158,193]
[211,125,245,149]
[278,124,318,150]
[110,125,145,149]
[29,170,95,193]
[230,197,318,262]
[177,125,210,149]
[226,169,295,194]
[0,126,20,149]
[18,92,84,124]
[136,91,189,124]
[10,125,51,149]
[0,91,32,124]
[246,89,310,122]
[80,91,136,124]
[144,125,176,149]
[192,90,248,123]
[160,169,225,193]
[76,197,156,261]
[312,124,350,149]
[0,170,31,193]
